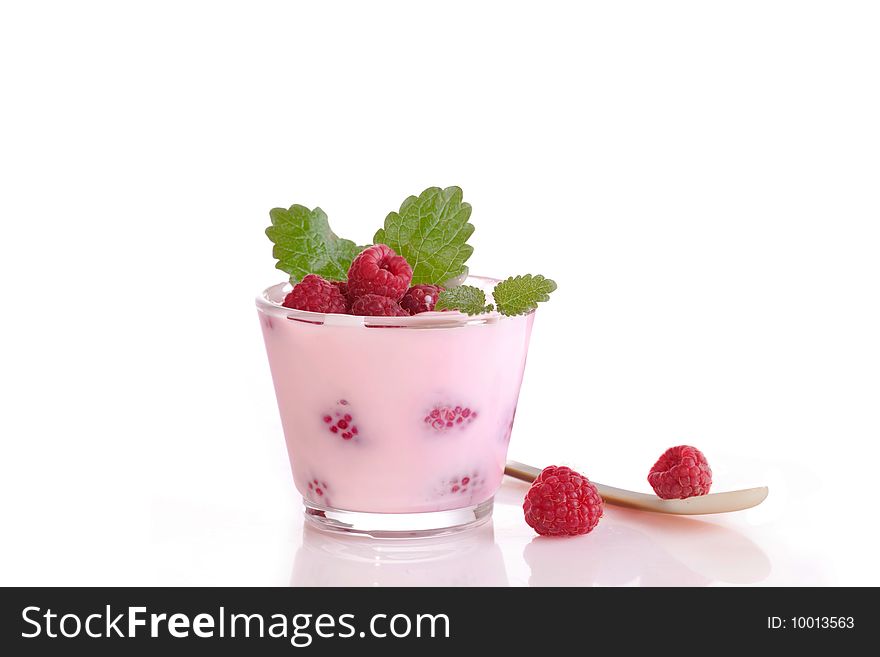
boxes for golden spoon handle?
[504,460,768,515]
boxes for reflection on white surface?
[288,480,773,587]
[524,508,772,586]
[291,521,508,587]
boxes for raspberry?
[424,404,478,431]
[282,274,348,314]
[400,284,444,315]
[647,445,712,499]
[523,465,603,536]
[322,399,360,441]
[347,244,413,301]
[350,294,408,317]
[437,471,485,498]
[331,280,350,299]
[306,477,333,506]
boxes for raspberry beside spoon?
[505,461,768,516]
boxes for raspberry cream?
[257,277,535,535]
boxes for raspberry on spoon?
[506,459,763,515]
[647,445,712,499]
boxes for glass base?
[303,497,494,538]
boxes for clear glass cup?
[256,276,535,537]
[290,521,508,585]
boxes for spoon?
[504,460,768,515]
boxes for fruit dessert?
[257,186,555,531]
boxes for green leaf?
[266,204,360,282]
[492,275,557,316]
[435,285,494,315]
[374,186,474,286]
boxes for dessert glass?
[257,276,535,537]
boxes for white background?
[2,1,878,586]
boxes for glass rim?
[255,275,533,329]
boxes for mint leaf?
[374,186,474,286]
[266,204,360,282]
[435,285,494,315]
[493,275,557,316]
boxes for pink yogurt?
[257,277,535,516]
